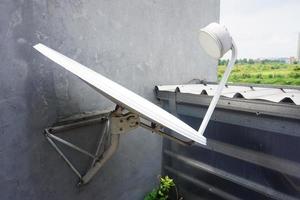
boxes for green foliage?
[294,66,300,71]
[144,189,159,200]
[289,72,300,78]
[218,59,229,65]
[255,73,263,78]
[241,73,251,78]
[274,74,284,78]
[144,176,179,200]
[218,62,300,86]
[271,65,280,69]
[248,59,254,64]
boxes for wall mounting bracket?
[44,106,192,186]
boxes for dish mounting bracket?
[44,107,193,186]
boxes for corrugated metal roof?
[156,84,300,105]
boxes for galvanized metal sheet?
[156,84,300,105]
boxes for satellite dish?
[34,43,207,145]
[34,23,236,184]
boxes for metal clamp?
[111,112,140,134]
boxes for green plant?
[241,73,251,78]
[274,74,284,78]
[293,66,300,71]
[255,73,263,78]
[218,62,300,85]
[144,176,181,200]
[289,72,300,78]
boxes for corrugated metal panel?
[156,83,300,105]
[157,90,300,199]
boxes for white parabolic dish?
[34,44,207,145]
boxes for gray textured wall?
[0,0,219,199]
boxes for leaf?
[144,175,179,200]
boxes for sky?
[220,0,300,59]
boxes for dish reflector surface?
[34,43,206,145]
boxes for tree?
[248,59,255,64]
[218,59,228,65]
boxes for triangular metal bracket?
[44,111,113,185]
[44,107,193,186]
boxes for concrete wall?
[0,0,219,199]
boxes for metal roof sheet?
[156,83,300,105]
